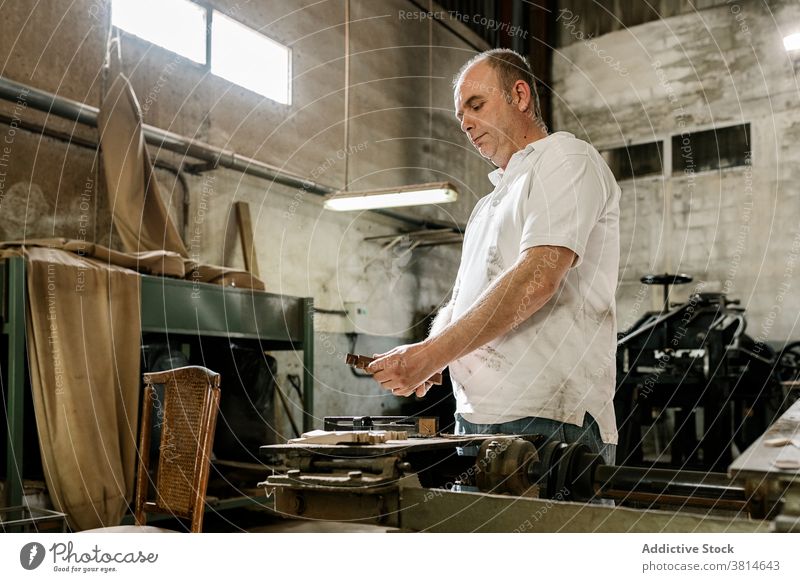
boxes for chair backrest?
[135,366,221,532]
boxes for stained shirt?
[449,131,621,444]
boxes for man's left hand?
[368,341,445,397]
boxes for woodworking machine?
[258,404,800,533]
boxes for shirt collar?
[486,141,540,186]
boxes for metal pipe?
[0,75,330,196]
[0,75,454,231]
[0,112,191,238]
[343,0,351,190]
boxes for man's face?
[454,61,518,168]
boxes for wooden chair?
[84,366,221,532]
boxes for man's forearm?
[429,300,454,337]
[424,246,573,368]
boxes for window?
[111,1,292,104]
[111,0,207,64]
[211,11,291,104]
[672,124,750,174]
[602,141,663,182]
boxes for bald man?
[369,49,620,465]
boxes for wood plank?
[234,201,259,278]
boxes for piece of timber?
[323,416,438,437]
[287,429,408,445]
[262,435,501,456]
[234,201,260,278]
[345,353,443,385]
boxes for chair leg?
[135,384,155,526]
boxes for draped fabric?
[23,246,141,530]
[97,74,189,257]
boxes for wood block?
[345,353,443,385]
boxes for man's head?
[453,49,546,169]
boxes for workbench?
[1,255,315,512]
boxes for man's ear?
[513,80,532,112]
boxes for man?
[368,49,620,465]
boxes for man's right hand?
[414,380,435,398]
[368,341,447,397]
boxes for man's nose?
[460,115,473,133]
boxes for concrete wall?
[0,0,495,430]
[552,0,800,346]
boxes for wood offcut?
[234,201,259,278]
[345,353,443,385]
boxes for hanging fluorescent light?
[784,33,800,52]
[324,181,458,211]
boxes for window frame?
[110,0,292,105]
[600,122,752,184]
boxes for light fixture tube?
[324,181,458,211]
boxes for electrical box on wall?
[343,302,369,334]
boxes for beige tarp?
[97,74,189,257]
[22,246,141,530]
[1,238,186,278]
[95,73,265,291]
[0,239,266,290]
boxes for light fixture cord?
[428,0,433,175]
[343,0,351,191]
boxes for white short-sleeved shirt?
[450,131,621,444]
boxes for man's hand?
[368,342,445,397]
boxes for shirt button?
[492,198,501,206]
